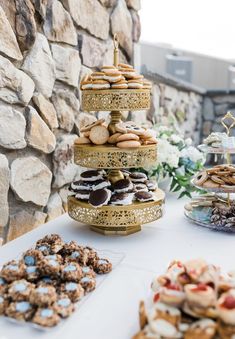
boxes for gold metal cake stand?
[68,189,165,235]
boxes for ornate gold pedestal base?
[67,189,165,236]
[90,225,141,236]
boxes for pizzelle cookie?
[89,125,110,145]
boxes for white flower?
[180,146,205,163]
[175,166,185,176]
[157,139,180,168]
[170,134,183,144]
[185,138,192,146]
[158,126,169,133]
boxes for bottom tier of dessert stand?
[68,189,165,235]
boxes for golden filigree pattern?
[74,144,157,169]
[67,193,164,229]
[81,89,151,111]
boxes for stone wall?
[0,0,141,243]
[202,91,235,137]
[137,71,204,144]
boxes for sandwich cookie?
[134,183,148,192]
[89,125,110,145]
[92,179,111,190]
[92,80,110,90]
[111,79,128,89]
[119,68,136,79]
[130,172,148,183]
[127,79,143,89]
[104,72,122,83]
[112,179,134,193]
[80,119,105,132]
[89,188,112,208]
[80,80,93,90]
[135,191,156,202]
[91,72,105,80]
[80,170,104,182]
[101,65,119,73]
[146,180,158,191]
[70,180,92,192]
[143,80,152,89]
[109,192,134,205]
[116,133,140,142]
[118,63,133,69]
[75,190,90,201]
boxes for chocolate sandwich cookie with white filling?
[112,178,134,193]
[53,294,75,318]
[75,190,90,201]
[135,191,156,202]
[80,276,96,294]
[93,258,112,274]
[70,180,93,193]
[30,285,57,306]
[61,262,83,282]
[92,80,110,90]
[89,188,112,207]
[129,172,148,183]
[0,260,25,282]
[134,183,148,192]
[80,170,105,182]
[92,179,111,190]
[146,180,158,191]
[8,279,34,301]
[109,192,134,205]
[60,282,84,302]
[6,301,35,321]
[32,307,60,327]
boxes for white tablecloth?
[0,194,235,339]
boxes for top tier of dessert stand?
[68,35,165,236]
[185,112,235,232]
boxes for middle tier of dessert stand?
[68,35,165,236]
[185,111,235,232]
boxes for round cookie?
[130,172,148,183]
[108,132,122,144]
[25,265,40,282]
[70,180,93,192]
[117,140,141,148]
[203,179,220,188]
[81,80,93,90]
[30,285,57,306]
[80,277,96,294]
[118,63,133,69]
[146,180,158,191]
[6,301,34,321]
[109,192,134,205]
[22,249,44,267]
[92,179,111,191]
[60,282,84,302]
[127,79,143,89]
[91,72,105,80]
[119,68,136,78]
[111,80,128,89]
[92,80,110,90]
[134,183,148,192]
[194,171,208,186]
[75,190,90,201]
[143,80,152,89]
[93,258,112,274]
[74,137,91,145]
[113,179,134,193]
[8,279,34,301]
[33,308,60,327]
[0,260,25,282]
[38,256,61,277]
[61,262,83,282]
[89,188,112,208]
[36,234,64,254]
[142,137,158,145]
[81,266,96,279]
[104,72,122,83]
[53,294,75,318]
[211,175,225,184]
[80,119,105,132]
[116,133,140,142]
[135,191,156,202]
[89,125,110,145]
[101,65,119,73]
[80,170,104,182]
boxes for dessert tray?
[68,34,165,236]
[0,234,125,331]
[133,259,235,338]
[185,112,235,232]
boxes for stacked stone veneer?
[0,0,141,243]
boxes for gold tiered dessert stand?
[68,35,165,235]
[185,112,235,232]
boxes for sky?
[140,0,235,61]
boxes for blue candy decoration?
[16,301,30,313]
[5,264,18,271]
[41,309,53,318]
[14,282,26,292]
[42,277,52,283]
[26,266,37,274]
[38,245,48,252]
[81,277,90,283]
[66,282,77,291]
[70,251,80,258]
[98,259,107,265]
[64,264,76,272]
[0,278,6,285]
[57,298,71,307]
[82,267,90,273]
[48,260,58,267]
[46,255,57,260]
[37,287,48,294]
[24,256,35,266]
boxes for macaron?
[127,79,143,89]
[129,172,148,183]
[111,80,128,89]
[109,192,134,206]
[89,188,112,208]
[112,179,134,193]
[135,191,156,202]
[80,170,104,182]
[104,72,122,83]
[80,119,105,133]
[75,190,90,200]
[92,179,111,191]
[91,72,105,80]
[101,66,119,73]
[81,80,93,90]
[92,80,110,90]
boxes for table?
[0,194,235,339]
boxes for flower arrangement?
[149,126,205,198]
